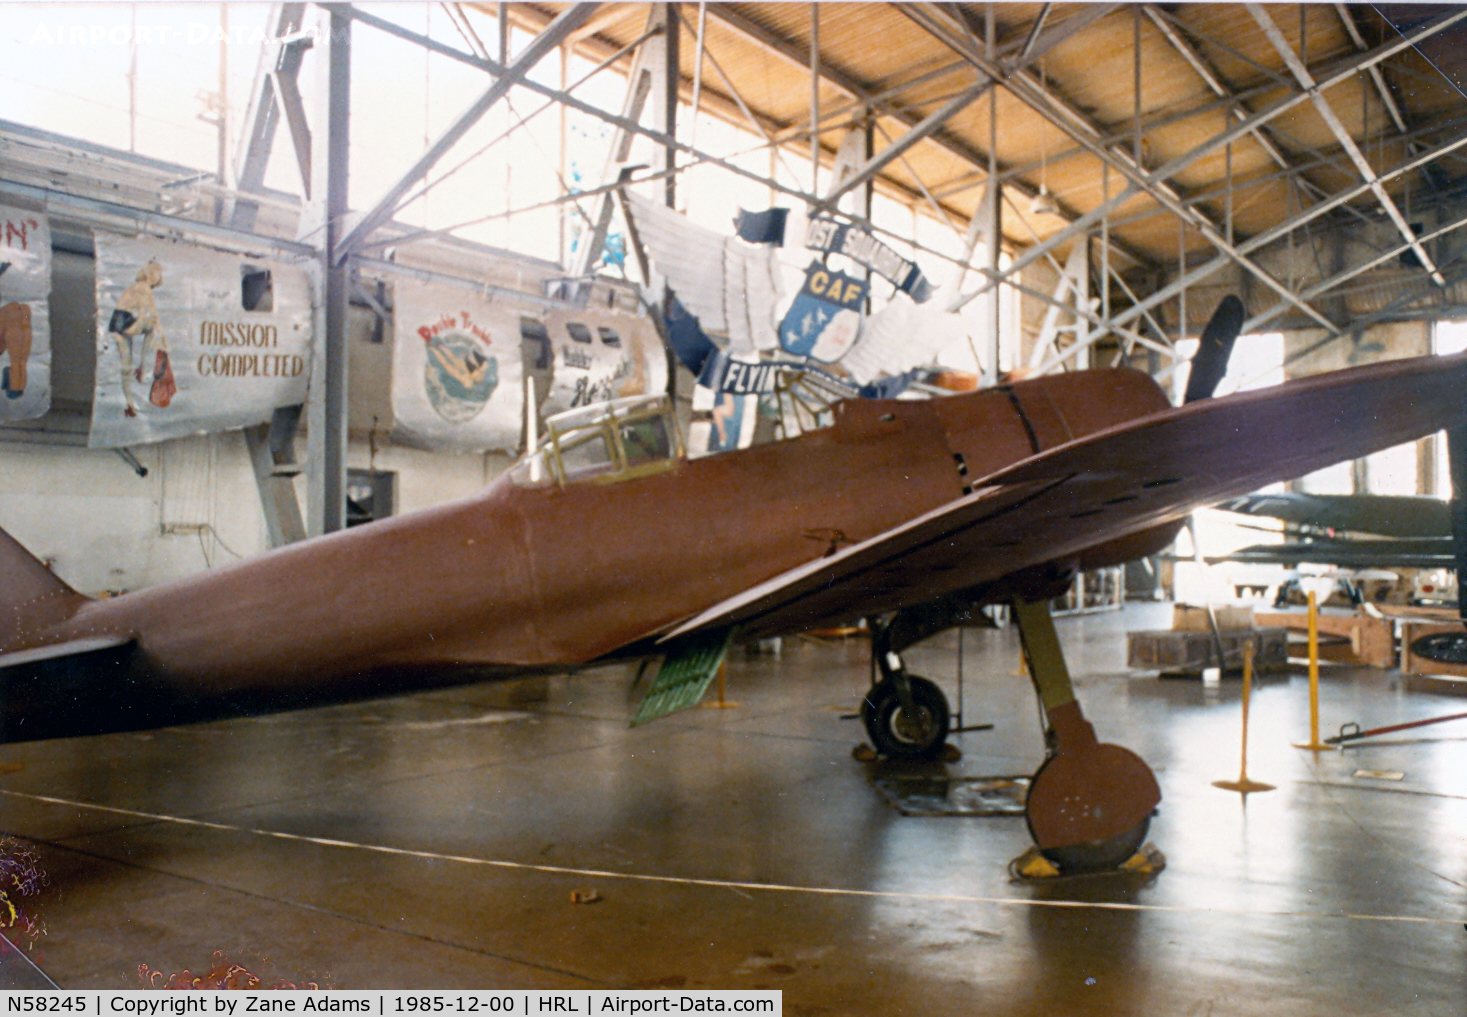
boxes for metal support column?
[982,6,1000,384]
[809,3,819,198]
[662,2,679,211]
[303,4,351,536]
[229,3,309,232]
[568,5,661,280]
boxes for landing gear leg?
[1012,596,1160,873]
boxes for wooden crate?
[1172,603,1255,632]
[1127,627,1288,676]
[1253,609,1395,668]
[1401,621,1467,677]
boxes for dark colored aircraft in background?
[1215,491,1456,570]
[5,297,1467,872]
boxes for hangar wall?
[0,234,530,597]
[0,430,509,597]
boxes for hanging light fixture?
[1029,55,1059,217]
[1029,186,1059,217]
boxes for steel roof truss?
[334,2,600,263]
[943,6,1467,312]
[1247,3,1443,285]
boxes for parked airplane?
[5,298,1467,872]
[1215,491,1456,569]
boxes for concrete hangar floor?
[0,603,1464,1012]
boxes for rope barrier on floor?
[3,787,1464,928]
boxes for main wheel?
[1037,816,1151,875]
[1024,728,1160,875]
[861,676,950,761]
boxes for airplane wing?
[662,352,1467,642]
[1217,492,1451,538]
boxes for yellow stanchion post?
[1293,590,1335,752]
[703,660,739,710]
[1214,641,1275,793]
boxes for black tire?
[1036,816,1151,876]
[860,675,950,761]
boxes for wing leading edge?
[663,352,1467,642]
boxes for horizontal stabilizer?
[0,635,135,673]
[0,635,137,743]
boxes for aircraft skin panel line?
[663,351,1467,642]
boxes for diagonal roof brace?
[813,2,1127,216]
[902,2,1339,334]
[1247,3,1444,286]
[229,3,309,231]
[333,2,601,264]
[942,4,1467,312]
[1334,2,1409,136]
[1247,207,1467,335]
[1029,126,1467,373]
[705,2,1147,265]
[815,77,994,210]
[1141,5,1296,177]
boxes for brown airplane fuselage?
[2,368,1173,738]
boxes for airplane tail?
[0,524,85,650]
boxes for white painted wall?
[0,433,264,595]
[0,433,513,596]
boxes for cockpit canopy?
[509,394,683,488]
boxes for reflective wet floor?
[2,602,1466,1013]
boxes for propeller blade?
[1447,427,1467,625]
[1184,294,1246,404]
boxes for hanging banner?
[0,206,51,422]
[540,306,668,418]
[622,192,784,355]
[839,292,959,385]
[89,234,312,448]
[391,283,525,454]
[688,375,758,458]
[804,215,933,302]
[778,261,866,363]
[698,350,782,395]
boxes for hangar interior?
[2,1,1467,1009]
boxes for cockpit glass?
[619,416,671,467]
[507,396,680,489]
[557,430,614,478]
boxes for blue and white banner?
[0,205,51,422]
[803,216,932,302]
[778,262,866,363]
[698,350,782,395]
